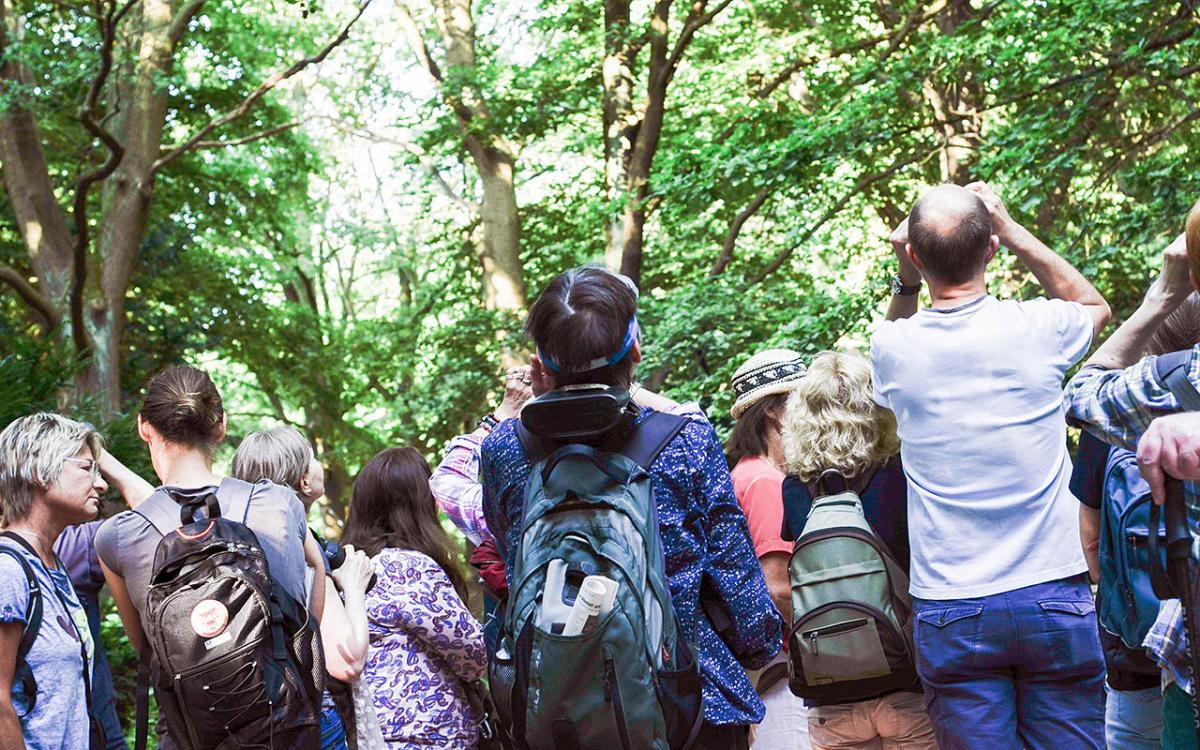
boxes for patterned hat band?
[732,360,807,397]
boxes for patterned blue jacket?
[481,404,783,726]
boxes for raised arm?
[320,546,373,683]
[885,218,921,322]
[1083,234,1191,371]
[968,182,1110,336]
[97,449,155,509]
[303,532,326,623]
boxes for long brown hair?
[341,447,468,602]
[725,393,789,468]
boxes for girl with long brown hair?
[342,447,485,749]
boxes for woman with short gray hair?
[0,412,107,750]
[233,425,374,750]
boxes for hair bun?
[141,366,224,452]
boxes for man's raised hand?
[890,217,921,285]
[1147,232,1193,306]
[965,181,1014,241]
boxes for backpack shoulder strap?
[0,537,43,677]
[1155,349,1200,412]
[616,411,689,470]
[132,489,186,537]
[516,421,554,466]
[217,477,257,524]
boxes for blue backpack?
[1097,347,1200,650]
[1097,447,1165,649]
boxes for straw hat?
[730,349,808,419]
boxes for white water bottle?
[561,577,608,636]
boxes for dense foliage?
[3,0,1198,509]
[2,0,1199,740]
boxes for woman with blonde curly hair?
[779,351,936,750]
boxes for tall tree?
[394,0,527,311]
[0,0,371,413]
[602,0,735,284]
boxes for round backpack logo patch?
[190,599,230,639]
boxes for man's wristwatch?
[890,274,922,296]
[478,413,500,432]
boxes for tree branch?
[394,0,445,83]
[151,0,373,175]
[664,0,734,78]
[70,0,134,357]
[0,266,61,330]
[184,119,305,150]
[749,145,940,285]
[167,0,208,45]
[710,182,774,276]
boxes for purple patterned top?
[364,548,487,748]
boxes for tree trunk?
[424,0,526,311]
[0,1,75,318]
[924,0,982,184]
[602,0,635,272]
[0,0,195,414]
[83,0,182,412]
[470,145,524,310]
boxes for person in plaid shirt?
[1067,199,1200,750]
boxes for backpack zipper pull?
[809,631,819,656]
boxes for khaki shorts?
[808,691,937,750]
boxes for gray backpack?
[488,413,704,750]
[787,471,917,703]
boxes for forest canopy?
[2,0,1199,525]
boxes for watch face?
[890,276,903,295]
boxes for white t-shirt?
[871,294,1093,599]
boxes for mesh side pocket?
[489,653,517,730]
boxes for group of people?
[2,179,1200,750]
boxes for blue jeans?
[1106,684,1163,750]
[319,703,348,750]
[912,574,1105,750]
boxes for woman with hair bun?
[778,351,935,750]
[95,365,327,750]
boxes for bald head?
[908,185,994,285]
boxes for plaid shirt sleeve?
[1145,599,1192,693]
[1064,351,1195,450]
[430,427,494,546]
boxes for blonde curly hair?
[781,350,900,481]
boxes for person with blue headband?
[480,264,783,750]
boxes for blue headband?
[540,315,639,374]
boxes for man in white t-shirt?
[871,182,1110,750]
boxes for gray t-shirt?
[94,478,310,618]
[0,539,95,750]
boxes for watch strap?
[891,274,921,296]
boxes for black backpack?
[133,478,324,750]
